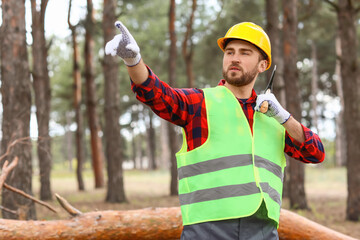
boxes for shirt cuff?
[284,120,325,163]
[130,65,156,99]
[286,124,313,150]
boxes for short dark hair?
[224,38,268,61]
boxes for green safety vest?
[176,86,286,227]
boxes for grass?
[31,165,360,239]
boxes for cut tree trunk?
[0,207,356,240]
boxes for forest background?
[0,0,360,238]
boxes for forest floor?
[33,165,360,239]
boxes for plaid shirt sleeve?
[131,66,204,128]
[284,125,325,163]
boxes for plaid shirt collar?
[217,79,257,104]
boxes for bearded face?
[222,62,259,87]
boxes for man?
[105,21,325,240]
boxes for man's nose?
[231,56,240,64]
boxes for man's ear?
[258,60,268,73]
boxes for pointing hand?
[105,21,141,67]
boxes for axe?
[260,65,277,113]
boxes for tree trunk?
[131,130,137,169]
[146,110,157,170]
[266,0,285,105]
[0,207,356,240]
[182,0,197,88]
[102,0,127,203]
[68,0,85,191]
[265,0,290,199]
[84,0,105,189]
[278,208,357,240]
[65,112,74,171]
[30,0,53,201]
[282,0,308,210]
[160,120,170,169]
[335,0,360,221]
[310,41,319,133]
[168,0,179,196]
[0,0,36,220]
[334,29,346,167]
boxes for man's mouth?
[229,66,241,71]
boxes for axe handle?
[259,89,271,113]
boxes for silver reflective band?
[260,182,282,205]
[178,154,252,180]
[178,154,283,181]
[179,182,282,206]
[179,182,260,206]
[255,156,283,180]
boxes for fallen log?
[278,208,357,240]
[0,207,356,240]
[0,207,182,240]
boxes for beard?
[222,64,258,87]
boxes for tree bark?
[182,0,197,88]
[68,0,85,191]
[30,0,53,201]
[131,130,137,169]
[85,0,105,189]
[160,120,170,169]
[168,0,179,196]
[278,208,357,240]
[0,207,356,240]
[102,0,127,203]
[64,112,74,171]
[334,0,360,221]
[146,110,157,170]
[334,29,346,167]
[0,0,36,220]
[310,41,319,133]
[266,0,285,105]
[282,0,308,210]
[265,0,290,199]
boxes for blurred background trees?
[0,0,359,221]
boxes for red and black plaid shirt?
[131,66,325,164]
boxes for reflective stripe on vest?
[179,182,281,206]
[178,154,283,181]
[176,86,286,226]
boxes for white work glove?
[255,93,291,124]
[105,21,141,67]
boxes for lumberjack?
[105,21,325,239]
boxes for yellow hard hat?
[217,22,272,70]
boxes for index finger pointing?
[115,21,128,35]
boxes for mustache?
[227,64,243,72]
